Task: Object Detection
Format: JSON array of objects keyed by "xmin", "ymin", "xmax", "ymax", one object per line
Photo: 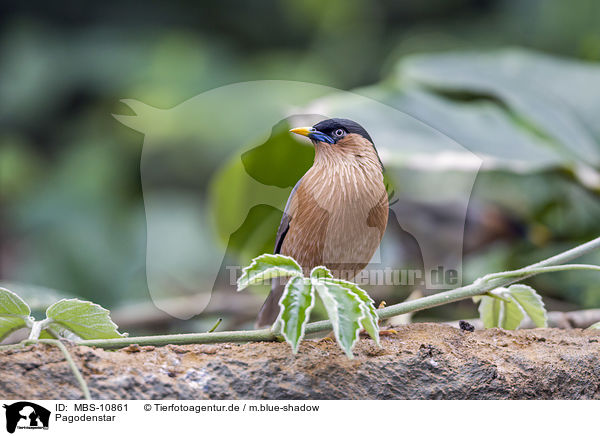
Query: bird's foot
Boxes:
[{"xmin": 378, "ymin": 329, "xmax": 398, "ymax": 336}]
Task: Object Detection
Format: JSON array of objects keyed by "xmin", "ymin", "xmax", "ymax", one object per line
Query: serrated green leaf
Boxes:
[
  {"xmin": 275, "ymin": 276, "xmax": 315, "ymax": 354},
  {"xmin": 0, "ymin": 287, "xmax": 31, "ymax": 341},
  {"xmin": 310, "ymin": 266, "xmax": 333, "ymax": 280},
  {"xmin": 508, "ymin": 284, "xmax": 548, "ymax": 327},
  {"xmin": 321, "ymin": 278, "xmax": 380, "ymax": 346},
  {"xmin": 237, "ymin": 254, "xmax": 302, "ymax": 291},
  {"xmin": 45, "ymin": 299, "xmax": 124, "ymax": 340},
  {"xmin": 313, "ymin": 281, "xmax": 366, "ymax": 358}
]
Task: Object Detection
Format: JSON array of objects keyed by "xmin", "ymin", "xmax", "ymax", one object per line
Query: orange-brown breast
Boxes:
[{"xmin": 280, "ymin": 133, "xmax": 388, "ymax": 279}]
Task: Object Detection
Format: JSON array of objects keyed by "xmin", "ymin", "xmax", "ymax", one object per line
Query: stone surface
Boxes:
[{"xmin": 1, "ymin": 324, "xmax": 599, "ymax": 399}]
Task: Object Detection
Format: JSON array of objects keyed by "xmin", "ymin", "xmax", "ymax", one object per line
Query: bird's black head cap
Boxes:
[{"xmin": 313, "ymin": 118, "xmax": 373, "ymax": 144}]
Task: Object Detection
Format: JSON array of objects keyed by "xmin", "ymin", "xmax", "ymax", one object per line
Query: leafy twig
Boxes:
[{"xmin": 75, "ymin": 237, "xmax": 600, "ymax": 349}]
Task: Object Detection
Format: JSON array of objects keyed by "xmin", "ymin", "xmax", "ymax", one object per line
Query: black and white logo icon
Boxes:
[{"xmin": 2, "ymin": 402, "xmax": 50, "ymax": 434}]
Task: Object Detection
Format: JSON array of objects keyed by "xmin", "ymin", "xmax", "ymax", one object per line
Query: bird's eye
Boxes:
[{"xmin": 334, "ymin": 129, "xmax": 345, "ymax": 137}]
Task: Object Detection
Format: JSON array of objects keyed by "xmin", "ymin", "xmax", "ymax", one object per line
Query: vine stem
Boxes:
[
  {"xmin": 18, "ymin": 339, "xmax": 92, "ymax": 400},
  {"xmin": 71, "ymin": 236, "xmax": 600, "ymax": 349},
  {"xmin": 27, "ymin": 318, "xmax": 54, "ymax": 341}
]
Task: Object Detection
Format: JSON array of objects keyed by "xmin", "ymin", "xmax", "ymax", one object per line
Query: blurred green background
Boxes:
[{"xmin": 1, "ymin": 0, "xmax": 599, "ymax": 334}]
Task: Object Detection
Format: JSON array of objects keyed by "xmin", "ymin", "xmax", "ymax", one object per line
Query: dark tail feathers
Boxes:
[{"xmin": 256, "ymin": 282, "xmax": 285, "ymax": 328}]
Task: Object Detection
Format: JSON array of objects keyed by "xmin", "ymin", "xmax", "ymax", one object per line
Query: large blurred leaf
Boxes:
[
  {"xmin": 394, "ymin": 50, "xmax": 600, "ymax": 188},
  {"xmin": 380, "ymin": 89, "xmax": 566, "ymax": 172},
  {"xmin": 399, "ymin": 50, "xmax": 600, "ymax": 154}
]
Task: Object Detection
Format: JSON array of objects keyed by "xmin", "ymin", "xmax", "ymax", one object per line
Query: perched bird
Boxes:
[{"xmin": 257, "ymin": 118, "xmax": 389, "ymax": 327}]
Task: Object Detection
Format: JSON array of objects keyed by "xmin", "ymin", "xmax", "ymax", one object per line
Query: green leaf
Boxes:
[
  {"xmin": 274, "ymin": 276, "xmax": 315, "ymax": 354},
  {"xmin": 310, "ymin": 266, "xmax": 333, "ymax": 280},
  {"xmin": 321, "ymin": 278, "xmax": 380, "ymax": 346},
  {"xmin": 0, "ymin": 287, "xmax": 31, "ymax": 341},
  {"xmin": 508, "ymin": 284, "xmax": 548, "ymax": 327},
  {"xmin": 478, "ymin": 293, "xmax": 502, "ymax": 328},
  {"xmin": 398, "ymin": 50, "xmax": 600, "ymax": 168},
  {"xmin": 237, "ymin": 254, "xmax": 302, "ymax": 291},
  {"xmin": 0, "ymin": 287, "xmax": 31, "ymax": 317},
  {"xmin": 39, "ymin": 324, "xmax": 83, "ymax": 341},
  {"xmin": 588, "ymin": 322, "xmax": 600, "ymax": 330},
  {"xmin": 500, "ymin": 296, "xmax": 525, "ymax": 330},
  {"xmin": 38, "ymin": 330, "xmax": 57, "ymax": 339},
  {"xmin": 385, "ymin": 89, "xmax": 564, "ymax": 172},
  {"xmin": 45, "ymin": 299, "xmax": 125, "ymax": 340},
  {"xmin": 313, "ymin": 280, "xmax": 368, "ymax": 358},
  {"xmin": 478, "ymin": 288, "xmax": 524, "ymax": 329},
  {"xmin": 477, "ymin": 285, "xmax": 547, "ymax": 330}
]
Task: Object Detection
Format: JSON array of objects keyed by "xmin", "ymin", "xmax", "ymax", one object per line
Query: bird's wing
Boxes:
[
  {"xmin": 258, "ymin": 177, "xmax": 303, "ymax": 327},
  {"xmin": 274, "ymin": 177, "xmax": 302, "ymax": 254}
]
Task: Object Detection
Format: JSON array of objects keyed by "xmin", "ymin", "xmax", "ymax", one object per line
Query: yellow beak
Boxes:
[{"xmin": 289, "ymin": 127, "xmax": 314, "ymax": 137}]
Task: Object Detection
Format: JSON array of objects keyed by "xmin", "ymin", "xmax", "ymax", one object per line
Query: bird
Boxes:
[{"xmin": 257, "ymin": 118, "xmax": 389, "ymax": 327}]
